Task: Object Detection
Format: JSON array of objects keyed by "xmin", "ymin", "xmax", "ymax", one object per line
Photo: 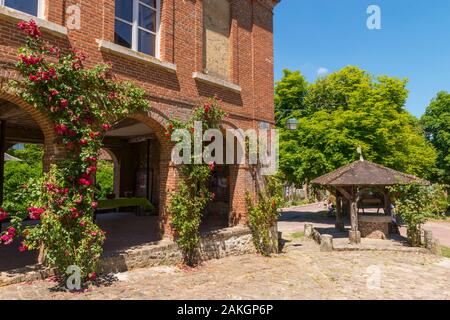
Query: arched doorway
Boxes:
[
  {"xmin": 95, "ymin": 114, "xmax": 170, "ymax": 252},
  {"xmin": 0, "ymin": 96, "xmax": 56, "ymax": 271},
  {"xmin": 201, "ymin": 121, "xmax": 252, "ymax": 232}
]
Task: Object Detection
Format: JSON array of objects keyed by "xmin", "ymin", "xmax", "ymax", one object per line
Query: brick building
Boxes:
[{"xmin": 0, "ymin": 0, "xmax": 278, "ymax": 240}]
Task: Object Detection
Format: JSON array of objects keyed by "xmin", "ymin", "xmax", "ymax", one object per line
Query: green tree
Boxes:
[
  {"xmin": 275, "ymin": 69, "xmax": 308, "ymax": 126},
  {"xmin": 421, "ymin": 91, "xmax": 450, "ymax": 186},
  {"xmin": 3, "ymin": 144, "xmax": 44, "ymax": 206},
  {"xmin": 7, "ymin": 144, "xmax": 44, "ymax": 165},
  {"xmin": 279, "ymin": 66, "xmax": 437, "ymax": 185},
  {"xmin": 95, "ymin": 160, "xmax": 114, "ymax": 198}
]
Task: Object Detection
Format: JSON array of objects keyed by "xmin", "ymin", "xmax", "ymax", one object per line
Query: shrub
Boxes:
[
  {"xmin": 95, "ymin": 160, "xmax": 114, "ymax": 198},
  {"xmin": 246, "ymin": 175, "xmax": 284, "ymax": 256},
  {"xmin": 389, "ymin": 183, "xmax": 448, "ymax": 246}
]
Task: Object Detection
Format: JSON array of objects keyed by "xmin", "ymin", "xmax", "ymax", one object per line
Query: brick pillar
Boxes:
[
  {"xmin": 43, "ymin": 144, "xmax": 64, "ymax": 171},
  {"xmin": 158, "ymin": 157, "xmax": 178, "ymax": 240},
  {"xmin": 228, "ymin": 165, "xmax": 252, "ymax": 226}
]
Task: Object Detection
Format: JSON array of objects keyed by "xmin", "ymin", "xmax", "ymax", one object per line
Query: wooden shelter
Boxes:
[{"xmin": 311, "ymin": 159, "xmax": 426, "ymax": 243}]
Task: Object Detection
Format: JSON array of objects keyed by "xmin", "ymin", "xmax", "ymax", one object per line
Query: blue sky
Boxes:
[{"xmin": 273, "ymin": 0, "xmax": 450, "ymax": 117}]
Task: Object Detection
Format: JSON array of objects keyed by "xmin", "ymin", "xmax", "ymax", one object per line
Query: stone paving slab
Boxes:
[{"xmin": 0, "ymin": 239, "xmax": 448, "ymax": 300}]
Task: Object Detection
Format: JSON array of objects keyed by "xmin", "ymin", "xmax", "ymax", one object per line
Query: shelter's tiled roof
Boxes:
[{"xmin": 311, "ymin": 160, "xmax": 427, "ymax": 186}]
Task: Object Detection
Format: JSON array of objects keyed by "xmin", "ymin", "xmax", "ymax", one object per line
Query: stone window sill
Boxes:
[
  {"xmin": 192, "ymin": 72, "xmax": 241, "ymax": 93},
  {"xmin": 96, "ymin": 39, "xmax": 177, "ymax": 73},
  {"xmin": 0, "ymin": 6, "xmax": 67, "ymax": 37}
]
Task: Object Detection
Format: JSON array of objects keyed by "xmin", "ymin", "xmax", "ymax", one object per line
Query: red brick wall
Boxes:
[{"xmin": 0, "ymin": 0, "xmax": 277, "ymax": 236}]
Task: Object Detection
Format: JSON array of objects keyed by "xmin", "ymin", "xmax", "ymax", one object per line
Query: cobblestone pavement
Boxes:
[{"xmin": 0, "ymin": 238, "xmax": 448, "ymax": 300}]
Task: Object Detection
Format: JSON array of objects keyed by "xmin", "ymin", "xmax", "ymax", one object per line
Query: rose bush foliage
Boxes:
[
  {"xmin": 0, "ymin": 20, "xmax": 148, "ymax": 281},
  {"xmin": 167, "ymin": 99, "xmax": 227, "ymax": 266}
]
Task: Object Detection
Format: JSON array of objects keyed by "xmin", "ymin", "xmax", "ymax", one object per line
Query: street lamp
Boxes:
[{"xmin": 286, "ymin": 118, "xmax": 299, "ymax": 130}]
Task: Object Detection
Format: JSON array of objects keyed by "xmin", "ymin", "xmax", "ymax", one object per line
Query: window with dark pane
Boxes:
[
  {"xmin": 138, "ymin": 30, "xmax": 155, "ymax": 56},
  {"xmin": 114, "ymin": 19, "xmax": 133, "ymax": 49},
  {"xmin": 4, "ymin": 0, "xmax": 38, "ymax": 16},
  {"xmin": 115, "ymin": 0, "xmax": 133, "ymax": 22},
  {"xmin": 114, "ymin": 0, "xmax": 159, "ymax": 56}
]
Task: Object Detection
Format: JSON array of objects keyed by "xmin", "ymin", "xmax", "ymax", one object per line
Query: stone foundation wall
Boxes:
[
  {"xmin": 99, "ymin": 226, "xmax": 255, "ymax": 274},
  {"xmin": 0, "ymin": 226, "xmax": 255, "ymax": 287},
  {"xmin": 359, "ymin": 221, "xmax": 389, "ymax": 239}
]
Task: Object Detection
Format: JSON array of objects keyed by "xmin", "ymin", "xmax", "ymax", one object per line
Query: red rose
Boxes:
[
  {"xmin": 102, "ymin": 124, "xmax": 111, "ymax": 131},
  {"xmin": 87, "ymin": 165, "xmax": 97, "ymax": 174},
  {"xmin": 60, "ymin": 99, "xmax": 68, "ymax": 108},
  {"xmin": 18, "ymin": 243, "xmax": 28, "ymax": 252},
  {"xmin": 55, "ymin": 124, "xmax": 68, "ymax": 135},
  {"xmin": 28, "ymin": 207, "xmax": 45, "ymax": 220},
  {"xmin": 84, "ymin": 156, "xmax": 97, "ymax": 163},
  {"xmin": 48, "ymin": 68, "xmax": 57, "ymax": 78},
  {"xmin": 89, "ymin": 131, "xmax": 100, "ymax": 138},
  {"xmin": 1, "ymin": 234, "xmax": 13, "ymax": 245},
  {"xmin": 18, "ymin": 20, "xmax": 41, "ymax": 38},
  {"xmin": 0, "ymin": 209, "xmax": 9, "ymax": 221},
  {"xmin": 88, "ymin": 272, "xmax": 97, "ymax": 281},
  {"xmin": 78, "ymin": 178, "xmax": 92, "ymax": 186}
]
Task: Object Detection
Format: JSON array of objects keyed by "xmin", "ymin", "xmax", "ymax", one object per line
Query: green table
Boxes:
[{"xmin": 97, "ymin": 198, "xmax": 155, "ymax": 213}]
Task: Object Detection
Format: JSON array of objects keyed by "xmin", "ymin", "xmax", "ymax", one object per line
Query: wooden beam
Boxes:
[
  {"xmin": 4, "ymin": 125, "xmax": 44, "ymax": 144},
  {"xmin": 335, "ymin": 192, "xmax": 345, "ymax": 231},
  {"xmin": 336, "ymin": 186, "xmax": 351, "ymax": 201}
]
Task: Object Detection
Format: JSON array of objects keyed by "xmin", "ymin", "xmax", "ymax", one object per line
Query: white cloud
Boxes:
[{"xmin": 317, "ymin": 67, "xmax": 329, "ymax": 77}]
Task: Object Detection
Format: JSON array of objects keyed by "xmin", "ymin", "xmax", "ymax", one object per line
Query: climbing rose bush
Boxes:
[
  {"xmin": 167, "ymin": 99, "xmax": 227, "ymax": 266},
  {"xmin": 246, "ymin": 175, "xmax": 284, "ymax": 256},
  {"xmin": 0, "ymin": 20, "xmax": 148, "ymax": 281}
]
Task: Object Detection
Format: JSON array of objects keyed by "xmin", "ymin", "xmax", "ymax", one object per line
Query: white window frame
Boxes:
[
  {"xmin": 115, "ymin": 0, "xmax": 161, "ymax": 59},
  {"xmin": 0, "ymin": 0, "xmax": 45, "ymax": 19}
]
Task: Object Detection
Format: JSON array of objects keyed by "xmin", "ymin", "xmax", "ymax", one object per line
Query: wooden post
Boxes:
[
  {"xmin": 0, "ymin": 120, "xmax": 5, "ymax": 206},
  {"xmin": 384, "ymin": 189, "xmax": 391, "ymax": 216},
  {"xmin": 146, "ymin": 139, "xmax": 151, "ymax": 201},
  {"xmin": 335, "ymin": 192, "xmax": 345, "ymax": 231},
  {"xmin": 349, "ymin": 186, "xmax": 361, "ymax": 244}
]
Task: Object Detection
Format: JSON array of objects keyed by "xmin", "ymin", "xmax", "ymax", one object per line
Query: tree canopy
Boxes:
[
  {"xmin": 421, "ymin": 91, "xmax": 450, "ymax": 186},
  {"xmin": 278, "ymin": 66, "xmax": 437, "ymax": 185},
  {"xmin": 275, "ymin": 69, "xmax": 308, "ymax": 126}
]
